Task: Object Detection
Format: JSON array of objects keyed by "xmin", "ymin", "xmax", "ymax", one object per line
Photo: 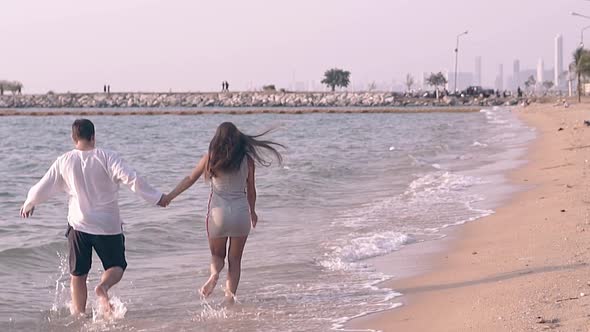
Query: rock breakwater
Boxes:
[{"xmin": 0, "ymin": 92, "xmax": 515, "ymax": 109}]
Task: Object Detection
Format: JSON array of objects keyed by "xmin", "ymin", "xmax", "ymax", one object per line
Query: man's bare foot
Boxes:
[
  {"xmin": 71, "ymin": 310, "xmax": 87, "ymax": 318},
  {"xmin": 95, "ymin": 284, "xmax": 113, "ymax": 318},
  {"xmin": 70, "ymin": 303, "xmax": 85, "ymax": 317},
  {"xmin": 199, "ymin": 274, "xmax": 219, "ymax": 297}
]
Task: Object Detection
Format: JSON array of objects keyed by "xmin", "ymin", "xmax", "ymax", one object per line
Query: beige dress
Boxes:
[{"xmin": 206, "ymin": 157, "xmax": 251, "ymax": 238}]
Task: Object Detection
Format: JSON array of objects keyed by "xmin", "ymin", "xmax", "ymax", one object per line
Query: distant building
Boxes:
[
  {"xmin": 512, "ymin": 59, "xmax": 520, "ymax": 90},
  {"xmin": 475, "ymin": 56, "xmax": 482, "ymax": 86},
  {"xmin": 506, "ymin": 75, "xmax": 514, "ymax": 90},
  {"xmin": 537, "ymin": 59, "xmax": 544, "ymax": 86},
  {"xmin": 495, "ymin": 64, "xmax": 504, "ymax": 91},
  {"xmin": 447, "ymin": 71, "xmax": 474, "ymax": 91},
  {"xmin": 444, "ymin": 69, "xmax": 450, "ymax": 90},
  {"xmin": 555, "ymin": 34, "xmax": 564, "ymax": 88}
]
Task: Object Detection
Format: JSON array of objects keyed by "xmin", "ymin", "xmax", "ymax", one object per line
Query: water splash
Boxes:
[
  {"xmin": 193, "ymin": 299, "xmax": 229, "ymax": 322},
  {"xmin": 91, "ymin": 296, "xmax": 127, "ymax": 323},
  {"xmin": 50, "ymin": 251, "xmax": 71, "ymax": 316}
]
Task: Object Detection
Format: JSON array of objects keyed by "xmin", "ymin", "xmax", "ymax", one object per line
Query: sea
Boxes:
[{"xmin": 0, "ymin": 107, "xmax": 534, "ymax": 331}]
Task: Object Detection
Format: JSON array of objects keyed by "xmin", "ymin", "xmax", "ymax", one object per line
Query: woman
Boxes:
[{"xmin": 162, "ymin": 122, "xmax": 283, "ymax": 303}]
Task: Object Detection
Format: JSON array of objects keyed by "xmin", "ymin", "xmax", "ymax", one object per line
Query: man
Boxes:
[{"xmin": 20, "ymin": 119, "xmax": 165, "ymax": 317}]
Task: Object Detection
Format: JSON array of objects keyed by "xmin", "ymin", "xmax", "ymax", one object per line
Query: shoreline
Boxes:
[
  {"xmin": 0, "ymin": 106, "xmax": 482, "ymax": 116},
  {"xmin": 348, "ymin": 102, "xmax": 590, "ymax": 331}
]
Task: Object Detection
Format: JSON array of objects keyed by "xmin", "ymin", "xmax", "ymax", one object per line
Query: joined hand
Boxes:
[
  {"xmin": 20, "ymin": 206, "xmax": 35, "ymax": 218},
  {"xmin": 157, "ymin": 194, "xmax": 172, "ymax": 207}
]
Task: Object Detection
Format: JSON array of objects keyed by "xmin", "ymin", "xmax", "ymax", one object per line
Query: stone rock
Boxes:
[{"xmin": 442, "ymin": 96, "xmax": 457, "ymax": 106}]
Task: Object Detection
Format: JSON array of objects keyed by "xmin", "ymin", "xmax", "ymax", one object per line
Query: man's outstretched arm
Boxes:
[
  {"xmin": 109, "ymin": 154, "xmax": 164, "ymax": 205},
  {"xmin": 21, "ymin": 160, "xmax": 64, "ymax": 218}
]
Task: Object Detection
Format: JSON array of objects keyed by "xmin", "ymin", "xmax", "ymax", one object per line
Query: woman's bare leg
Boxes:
[
  {"xmin": 200, "ymin": 237, "xmax": 227, "ymax": 297},
  {"xmin": 225, "ymin": 236, "xmax": 248, "ymax": 304}
]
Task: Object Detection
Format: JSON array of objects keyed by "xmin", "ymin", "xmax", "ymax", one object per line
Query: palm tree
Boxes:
[{"xmin": 572, "ymin": 47, "xmax": 590, "ymax": 102}]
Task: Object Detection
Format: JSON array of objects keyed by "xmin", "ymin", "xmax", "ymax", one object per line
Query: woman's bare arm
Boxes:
[
  {"xmin": 246, "ymin": 156, "xmax": 257, "ymax": 227},
  {"xmin": 164, "ymin": 154, "xmax": 208, "ymax": 205}
]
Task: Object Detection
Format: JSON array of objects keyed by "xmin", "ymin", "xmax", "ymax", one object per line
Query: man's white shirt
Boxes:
[{"xmin": 23, "ymin": 148, "xmax": 162, "ymax": 235}]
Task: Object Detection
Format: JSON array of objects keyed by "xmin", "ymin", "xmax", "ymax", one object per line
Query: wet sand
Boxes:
[{"xmin": 350, "ymin": 102, "xmax": 590, "ymax": 331}]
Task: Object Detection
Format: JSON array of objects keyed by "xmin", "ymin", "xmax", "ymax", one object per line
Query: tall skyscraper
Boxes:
[
  {"xmin": 475, "ymin": 56, "xmax": 482, "ymax": 86},
  {"xmin": 513, "ymin": 59, "xmax": 520, "ymax": 89},
  {"xmin": 537, "ymin": 59, "xmax": 544, "ymax": 85},
  {"xmin": 495, "ymin": 64, "xmax": 504, "ymax": 91},
  {"xmin": 555, "ymin": 34, "xmax": 563, "ymax": 87}
]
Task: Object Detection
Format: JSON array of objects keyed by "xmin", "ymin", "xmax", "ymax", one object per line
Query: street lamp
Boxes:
[
  {"xmin": 580, "ymin": 25, "xmax": 590, "ymax": 47},
  {"xmin": 572, "ymin": 12, "xmax": 590, "ymax": 47},
  {"xmin": 572, "ymin": 11, "xmax": 590, "ymax": 19},
  {"xmin": 454, "ymin": 30, "xmax": 468, "ymax": 93},
  {"xmin": 572, "ymin": 12, "xmax": 590, "ymax": 98}
]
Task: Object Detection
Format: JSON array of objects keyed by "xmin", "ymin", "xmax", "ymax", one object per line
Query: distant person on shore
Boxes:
[
  {"xmin": 225, "ymin": 81, "xmax": 229, "ymax": 92},
  {"xmin": 104, "ymin": 85, "xmax": 107, "ymax": 93},
  {"xmin": 517, "ymin": 86, "xmax": 523, "ymax": 98},
  {"xmin": 160, "ymin": 122, "xmax": 283, "ymax": 304},
  {"xmin": 107, "ymin": 85, "xmax": 111, "ymax": 94},
  {"xmin": 20, "ymin": 119, "xmax": 165, "ymax": 318}
]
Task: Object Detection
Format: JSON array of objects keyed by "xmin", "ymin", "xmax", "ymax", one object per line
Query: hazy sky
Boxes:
[{"xmin": 0, "ymin": 0, "xmax": 585, "ymax": 93}]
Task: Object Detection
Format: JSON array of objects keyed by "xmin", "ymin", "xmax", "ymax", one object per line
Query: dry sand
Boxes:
[{"xmin": 350, "ymin": 102, "xmax": 590, "ymax": 331}]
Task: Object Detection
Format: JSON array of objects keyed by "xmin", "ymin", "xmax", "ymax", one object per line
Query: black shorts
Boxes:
[{"xmin": 66, "ymin": 225, "xmax": 128, "ymax": 276}]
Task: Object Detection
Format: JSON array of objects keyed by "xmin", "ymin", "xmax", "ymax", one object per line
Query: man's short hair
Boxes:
[{"xmin": 72, "ymin": 119, "xmax": 95, "ymax": 142}]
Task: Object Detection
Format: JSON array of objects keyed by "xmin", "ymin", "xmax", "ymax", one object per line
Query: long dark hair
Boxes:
[{"xmin": 206, "ymin": 122, "xmax": 284, "ymax": 178}]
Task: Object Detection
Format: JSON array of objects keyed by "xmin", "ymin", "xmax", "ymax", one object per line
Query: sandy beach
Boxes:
[{"xmin": 350, "ymin": 102, "xmax": 590, "ymax": 331}]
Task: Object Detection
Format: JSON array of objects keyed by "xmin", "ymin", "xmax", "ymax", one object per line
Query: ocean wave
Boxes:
[
  {"xmin": 472, "ymin": 141, "xmax": 488, "ymax": 147},
  {"xmin": 323, "ymin": 170, "xmax": 492, "ymax": 274},
  {"xmin": 318, "ymin": 232, "xmax": 414, "ymax": 272},
  {"xmin": 405, "ymin": 171, "xmax": 485, "ymax": 197},
  {"xmin": 0, "ymin": 240, "xmax": 65, "ymax": 259},
  {"xmin": 481, "ymin": 108, "xmax": 509, "ymax": 125}
]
